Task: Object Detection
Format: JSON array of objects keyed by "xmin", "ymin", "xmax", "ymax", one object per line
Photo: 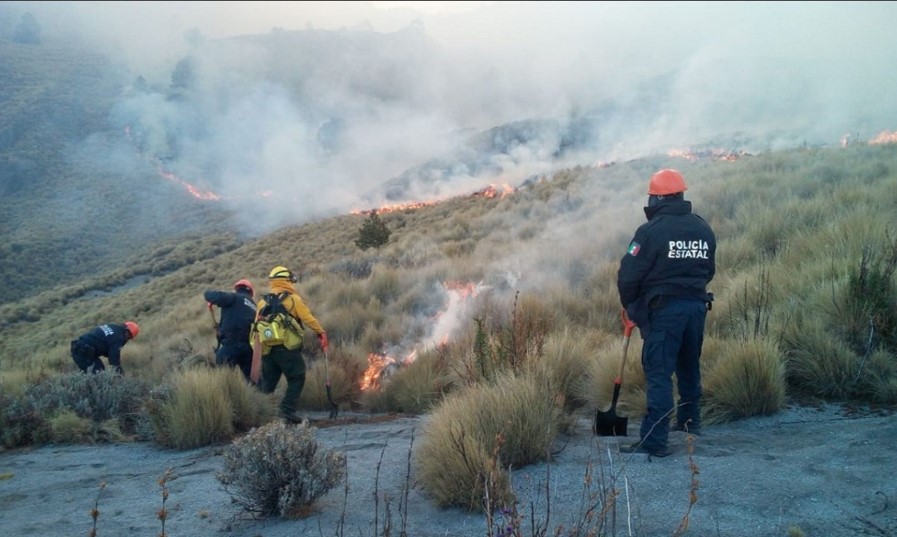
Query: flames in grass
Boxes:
[
  {"xmin": 869, "ymin": 130, "xmax": 897, "ymax": 145},
  {"xmin": 131, "ymin": 121, "xmax": 897, "ymax": 205},
  {"xmin": 359, "ymin": 280, "xmax": 483, "ymax": 392},
  {"xmin": 351, "ymin": 183, "xmax": 515, "ymax": 217}
]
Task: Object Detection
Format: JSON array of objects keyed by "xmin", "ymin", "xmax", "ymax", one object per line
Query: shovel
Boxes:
[
  {"xmin": 593, "ymin": 309, "xmax": 637, "ymax": 436},
  {"xmin": 323, "ymin": 349, "xmax": 339, "ymax": 419}
]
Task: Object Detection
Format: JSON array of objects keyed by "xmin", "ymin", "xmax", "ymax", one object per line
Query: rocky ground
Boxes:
[{"xmin": 1, "ymin": 403, "xmax": 895, "ymax": 537}]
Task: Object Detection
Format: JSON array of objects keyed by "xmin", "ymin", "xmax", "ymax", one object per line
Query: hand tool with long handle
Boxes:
[
  {"xmin": 593, "ymin": 309, "xmax": 637, "ymax": 436},
  {"xmin": 323, "ymin": 349, "xmax": 339, "ymax": 419}
]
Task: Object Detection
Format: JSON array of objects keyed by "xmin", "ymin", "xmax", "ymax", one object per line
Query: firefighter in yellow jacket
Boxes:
[{"xmin": 251, "ymin": 265, "xmax": 328, "ymax": 423}]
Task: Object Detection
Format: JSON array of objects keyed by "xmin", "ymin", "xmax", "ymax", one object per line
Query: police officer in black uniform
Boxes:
[
  {"xmin": 205, "ymin": 279, "xmax": 258, "ymax": 382},
  {"xmin": 71, "ymin": 321, "xmax": 140, "ymax": 374},
  {"xmin": 617, "ymin": 169, "xmax": 716, "ymax": 457}
]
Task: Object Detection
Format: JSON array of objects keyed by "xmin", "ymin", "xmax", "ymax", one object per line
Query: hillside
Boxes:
[
  {"xmin": 0, "ymin": 34, "xmax": 235, "ymax": 304},
  {"xmin": 2, "ymin": 141, "xmax": 896, "ymax": 415},
  {"xmin": 1, "ymin": 5, "xmax": 896, "ymax": 423}
]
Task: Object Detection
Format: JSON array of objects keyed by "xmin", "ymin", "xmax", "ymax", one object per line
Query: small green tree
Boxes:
[{"xmin": 355, "ymin": 210, "xmax": 391, "ymax": 250}]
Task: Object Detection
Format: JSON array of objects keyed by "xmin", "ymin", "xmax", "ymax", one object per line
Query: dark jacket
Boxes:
[
  {"xmin": 204, "ymin": 288, "xmax": 258, "ymax": 346},
  {"xmin": 617, "ymin": 198, "xmax": 716, "ymax": 325},
  {"xmin": 75, "ymin": 323, "xmax": 131, "ymax": 368}
]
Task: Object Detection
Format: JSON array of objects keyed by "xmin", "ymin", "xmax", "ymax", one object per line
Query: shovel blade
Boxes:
[
  {"xmin": 593, "ymin": 409, "xmax": 628, "ymax": 437},
  {"xmin": 593, "ymin": 380, "xmax": 628, "ymax": 436}
]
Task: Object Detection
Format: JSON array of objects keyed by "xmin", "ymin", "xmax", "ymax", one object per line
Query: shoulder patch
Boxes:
[{"xmin": 627, "ymin": 241, "xmax": 641, "ymax": 256}]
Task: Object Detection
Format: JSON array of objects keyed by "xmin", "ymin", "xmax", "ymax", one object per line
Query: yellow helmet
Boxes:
[{"xmin": 268, "ymin": 266, "xmax": 296, "ymax": 282}]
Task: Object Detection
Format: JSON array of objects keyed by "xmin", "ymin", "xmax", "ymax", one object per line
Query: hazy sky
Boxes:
[{"xmin": 12, "ymin": 1, "xmax": 897, "ymax": 233}]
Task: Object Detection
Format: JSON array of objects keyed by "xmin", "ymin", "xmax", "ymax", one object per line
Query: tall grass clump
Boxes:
[
  {"xmin": 414, "ymin": 369, "xmax": 562, "ymax": 512},
  {"xmin": 780, "ymin": 315, "xmax": 860, "ymax": 400},
  {"xmin": 217, "ymin": 420, "xmax": 346, "ymax": 519},
  {"xmin": 146, "ymin": 367, "xmax": 275, "ymax": 449},
  {"xmin": 840, "ymin": 239, "xmax": 897, "ymax": 352},
  {"xmin": 534, "ymin": 326, "xmax": 610, "ymax": 414},
  {"xmin": 701, "ymin": 337, "xmax": 786, "ymax": 424}
]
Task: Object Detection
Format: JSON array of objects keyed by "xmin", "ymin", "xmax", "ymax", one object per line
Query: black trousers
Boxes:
[
  {"xmin": 215, "ymin": 342, "xmax": 254, "ymax": 382},
  {"xmin": 71, "ymin": 340, "xmax": 104, "ymax": 373}
]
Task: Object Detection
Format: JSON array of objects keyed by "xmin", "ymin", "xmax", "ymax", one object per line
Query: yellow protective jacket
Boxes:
[{"xmin": 255, "ymin": 279, "xmax": 325, "ymax": 335}]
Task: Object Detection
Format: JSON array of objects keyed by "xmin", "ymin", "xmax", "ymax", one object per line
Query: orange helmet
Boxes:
[
  {"xmin": 647, "ymin": 169, "xmax": 687, "ymax": 195},
  {"xmin": 124, "ymin": 321, "xmax": 140, "ymax": 339},
  {"xmin": 234, "ymin": 279, "xmax": 254, "ymax": 297}
]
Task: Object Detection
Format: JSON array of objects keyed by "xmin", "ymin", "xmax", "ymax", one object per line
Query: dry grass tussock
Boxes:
[
  {"xmin": 145, "ymin": 367, "xmax": 277, "ymax": 450},
  {"xmin": 414, "ymin": 369, "xmax": 563, "ymax": 511}
]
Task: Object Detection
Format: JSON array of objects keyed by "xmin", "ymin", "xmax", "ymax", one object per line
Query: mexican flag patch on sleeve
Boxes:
[{"xmin": 627, "ymin": 241, "xmax": 641, "ymax": 256}]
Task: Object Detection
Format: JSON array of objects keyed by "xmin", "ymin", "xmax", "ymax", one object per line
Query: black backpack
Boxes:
[{"xmin": 255, "ymin": 292, "xmax": 304, "ymax": 349}]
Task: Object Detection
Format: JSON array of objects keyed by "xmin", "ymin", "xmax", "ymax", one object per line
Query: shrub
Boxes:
[
  {"xmin": 217, "ymin": 420, "xmax": 346, "ymax": 519},
  {"xmin": 414, "ymin": 370, "xmax": 561, "ymax": 512},
  {"xmin": 0, "ymin": 371, "xmax": 151, "ymax": 447}
]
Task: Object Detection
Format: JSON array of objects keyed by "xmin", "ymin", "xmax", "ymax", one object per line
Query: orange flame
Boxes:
[
  {"xmin": 358, "ymin": 280, "xmax": 482, "ymax": 392},
  {"xmin": 473, "ymin": 183, "xmax": 515, "ymax": 199},
  {"xmin": 869, "ymin": 130, "xmax": 897, "ymax": 145},
  {"xmin": 359, "ymin": 350, "xmax": 416, "ymax": 392},
  {"xmin": 156, "ymin": 165, "xmax": 222, "ymax": 201},
  {"xmin": 667, "ymin": 148, "xmax": 745, "ymax": 162},
  {"xmin": 352, "ymin": 200, "xmax": 439, "ymax": 216},
  {"xmin": 352, "ymin": 183, "xmax": 516, "ymax": 216},
  {"xmin": 125, "ymin": 126, "xmax": 224, "ymax": 201}
]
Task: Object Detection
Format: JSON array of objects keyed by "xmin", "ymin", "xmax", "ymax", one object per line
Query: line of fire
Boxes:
[{"xmin": 127, "ymin": 126, "xmax": 896, "ymax": 392}]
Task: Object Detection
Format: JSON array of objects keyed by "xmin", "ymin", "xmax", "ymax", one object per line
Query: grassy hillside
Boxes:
[
  {"xmin": 2, "ymin": 142, "xmax": 896, "ymax": 414},
  {"xmin": 0, "ymin": 35, "xmax": 234, "ymax": 305}
]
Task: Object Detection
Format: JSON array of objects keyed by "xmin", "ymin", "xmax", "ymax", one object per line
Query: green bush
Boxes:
[
  {"xmin": 217, "ymin": 420, "xmax": 346, "ymax": 518},
  {"xmin": 0, "ymin": 371, "xmax": 151, "ymax": 447}
]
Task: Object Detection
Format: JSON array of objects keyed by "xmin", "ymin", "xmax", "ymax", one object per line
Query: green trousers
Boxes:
[{"xmin": 259, "ymin": 344, "xmax": 306, "ymax": 415}]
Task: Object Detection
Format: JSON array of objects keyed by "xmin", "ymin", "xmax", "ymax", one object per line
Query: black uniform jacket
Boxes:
[
  {"xmin": 204, "ymin": 289, "xmax": 258, "ymax": 346},
  {"xmin": 76, "ymin": 323, "xmax": 131, "ymax": 368},
  {"xmin": 617, "ymin": 198, "xmax": 716, "ymax": 325}
]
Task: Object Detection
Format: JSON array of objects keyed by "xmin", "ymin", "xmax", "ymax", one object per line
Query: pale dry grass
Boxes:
[
  {"xmin": 147, "ymin": 368, "xmax": 275, "ymax": 449},
  {"xmin": 701, "ymin": 337, "xmax": 786, "ymax": 424},
  {"xmin": 578, "ymin": 333, "xmax": 646, "ymax": 420},
  {"xmin": 780, "ymin": 314, "xmax": 860, "ymax": 400},
  {"xmin": 533, "ymin": 326, "xmax": 610, "ymax": 415},
  {"xmin": 361, "ymin": 345, "xmax": 456, "ymax": 414},
  {"xmin": 415, "ymin": 369, "xmax": 562, "ymax": 511},
  {"xmin": 299, "ymin": 342, "xmax": 369, "ymax": 411}
]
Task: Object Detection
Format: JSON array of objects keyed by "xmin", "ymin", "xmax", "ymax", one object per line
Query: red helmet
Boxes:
[
  {"xmin": 234, "ymin": 279, "xmax": 254, "ymax": 297},
  {"xmin": 647, "ymin": 169, "xmax": 688, "ymax": 195},
  {"xmin": 124, "ymin": 321, "xmax": 140, "ymax": 339}
]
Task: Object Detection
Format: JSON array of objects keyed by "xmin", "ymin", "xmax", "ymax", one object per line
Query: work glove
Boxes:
[{"xmin": 317, "ymin": 331, "xmax": 329, "ymax": 352}]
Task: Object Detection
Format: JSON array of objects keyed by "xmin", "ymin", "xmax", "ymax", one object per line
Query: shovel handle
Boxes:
[{"xmin": 621, "ymin": 308, "xmax": 636, "ymax": 337}]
